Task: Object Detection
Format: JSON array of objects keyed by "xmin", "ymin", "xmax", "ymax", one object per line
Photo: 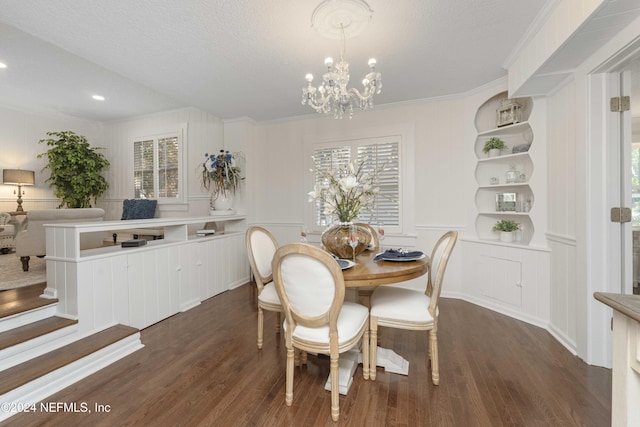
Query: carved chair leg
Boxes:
[
  {"xmin": 285, "ymin": 346, "xmax": 294, "ymax": 406},
  {"xmin": 362, "ymin": 329, "xmax": 370, "ymax": 380},
  {"xmin": 330, "ymin": 355, "xmax": 340, "ymax": 421},
  {"xmin": 370, "ymin": 317, "xmax": 378, "ymax": 381},
  {"xmin": 257, "ymin": 307, "xmax": 264, "ymax": 349},
  {"xmin": 20, "ymin": 256, "xmax": 30, "ymax": 272},
  {"xmin": 430, "ymin": 329, "xmax": 439, "ymax": 385}
]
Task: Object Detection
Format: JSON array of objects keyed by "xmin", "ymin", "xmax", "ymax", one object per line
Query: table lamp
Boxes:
[{"xmin": 3, "ymin": 169, "xmax": 35, "ymax": 212}]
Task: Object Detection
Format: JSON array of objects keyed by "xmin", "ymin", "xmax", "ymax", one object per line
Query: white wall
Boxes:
[
  {"xmin": 546, "ymin": 81, "xmax": 579, "ymax": 352},
  {"xmin": 0, "ymin": 107, "xmax": 102, "ymax": 212},
  {"xmin": 100, "ymin": 107, "xmax": 225, "ymax": 220}
]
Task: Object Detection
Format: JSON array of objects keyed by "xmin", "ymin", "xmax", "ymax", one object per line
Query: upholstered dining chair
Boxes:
[
  {"xmin": 272, "ymin": 243, "xmax": 370, "ymax": 422},
  {"xmin": 369, "ymin": 230, "xmax": 458, "ymax": 384},
  {"xmin": 245, "ymin": 226, "xmax": 283, "ymax": 349},
  {"xmin": 355, "ymin": 222, "xmax": 379, "ymax": 251},
  {"xmin": 354, "ymin": 222, "xmax": 380, "ymax": 307}
]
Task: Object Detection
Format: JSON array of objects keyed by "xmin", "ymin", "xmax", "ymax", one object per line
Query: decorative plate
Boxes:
[
  {"xmin": 336, "ymin": 259, "xmax": 355, "ymax": 270},
  {"xmin": 377, "ymin": 253, "xmax": 426, "ymax": 262}
]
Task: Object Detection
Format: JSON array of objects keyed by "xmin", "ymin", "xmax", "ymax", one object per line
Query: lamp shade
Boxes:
[{"xmin": 3, "ymin": 169, "xmax": 35, "ymax": 186}]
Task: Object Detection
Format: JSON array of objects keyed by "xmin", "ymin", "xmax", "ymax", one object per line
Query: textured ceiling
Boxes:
[{"xmin": 0, "ymin": 0, "xmax": 547, "ymax": 122}]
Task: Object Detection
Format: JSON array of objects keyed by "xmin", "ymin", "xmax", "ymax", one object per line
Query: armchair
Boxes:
[
  {"xmin": 15, "ymin": 208, "xmax": 105, "ymax": 271},
  {"xmin": 0, "ymin": 212, "xmax": 15, "ymax": 254}
]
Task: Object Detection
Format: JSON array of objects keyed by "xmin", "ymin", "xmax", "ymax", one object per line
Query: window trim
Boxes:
[
  {"xmin": 132, "ymin": 123, "xmax": 188, "ymax": 207},
  {"xmin": 304, "ymin": 125, "xmax": 415, "ymax": 235}
]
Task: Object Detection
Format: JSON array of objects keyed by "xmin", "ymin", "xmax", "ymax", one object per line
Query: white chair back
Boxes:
[
  {"xmin": 245, "ymin": 226, "xmax": 279, "ymax": 293},
  {"xmin": 426, "ymin": 231, "xmax": 458, "ymax": 314},
  {"xmin": 273, "ymin": 244, "xmax": 345, "ymax": 330},
  {"xmin": 355, "ymin": 223, "xmax": 379, "ymax": 251}
]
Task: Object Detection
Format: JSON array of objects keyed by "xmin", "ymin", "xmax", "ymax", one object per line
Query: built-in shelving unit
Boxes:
[
  {"xmin": 474, "ymin": 92, "xmax": 534, "ymax": 244},
  {"xmin": 43, "ymin": 215, "xmax": 249, "ymax": 332},
  {"xmin": 460, "ymin": 87, "xmax": 549, "ymax": 328}
]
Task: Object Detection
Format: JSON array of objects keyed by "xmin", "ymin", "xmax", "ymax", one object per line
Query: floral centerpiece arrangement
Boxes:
[
  {"xmin": 307, "ymin": 157, "xmax": 385, "ymax": 257},
  {"xmin": 201, "ymin": 150, "xmax": 244, "ymax": 211},
  {"xmin": 308, "ymin": 158, "xmax": 381, "ymax": 223}
]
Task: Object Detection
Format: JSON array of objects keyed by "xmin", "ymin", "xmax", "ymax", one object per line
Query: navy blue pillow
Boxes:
[{"xmin": 121, "ymin": 199, "xmax": 157, "ymax": 220}]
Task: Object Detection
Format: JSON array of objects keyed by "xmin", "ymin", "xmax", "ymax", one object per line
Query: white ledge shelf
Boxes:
[
  {"xmin": 44, "ymin": 215, "xmax": 247, "ymax": 233},
  {"xmin": 477, "ymin": 121, "xmax": 530, "ymax": 137},
  {"xmin": 477, "ymin": 211, "xmax": 530, "ymax": 216},
  {"xmin": 44, "ymin": 215, "xmax": 247, "ymax": 262},
  {"xmin": 460, "ymin": 236, "xmax": 550, "ymax": 252},
  {"xmin": 478, "ymin": 183, "xmax": 530, "ymax": 189},
  {"xmin": 477, "ymin": 152, "xmax": 529, "ymax": 163}
]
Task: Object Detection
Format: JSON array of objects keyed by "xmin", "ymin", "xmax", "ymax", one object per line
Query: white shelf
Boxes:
[
  {"xmin": 477, "ymin": 152, "xmax": 530, "ymax": 163},
  {"xmin": 477, "ymin": 211, "xmax": 530, "ymax": 216},
  {"xmin": 460, "ymin": 236, "xmax": 551, "ymax": 252},
  {"xmin": 478, "ymin": 183, "xmax": 529, "ymax": 189},
  {"xmin": 478, "ymin": 121, "xmax": 531, "ymax": 137}
]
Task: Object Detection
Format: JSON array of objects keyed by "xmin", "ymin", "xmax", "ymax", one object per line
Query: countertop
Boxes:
[{"xmin": 594, "ymin": 292, "xmax": 640, "ymax": 323}]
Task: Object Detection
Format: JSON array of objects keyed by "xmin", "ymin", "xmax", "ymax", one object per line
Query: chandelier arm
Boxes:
[
  {"xmin": 305, "ymin": 92, "xmax": 333, "ymax": 113},
  {"xmin": 347, "ymin": 87, "xmax": 375, "ymax": 102}
]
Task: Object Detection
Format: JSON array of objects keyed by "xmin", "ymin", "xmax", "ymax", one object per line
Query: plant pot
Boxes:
[
  {"xmin": 321, "ymin": 222, "xmax": 372, "ymax": 259},
  {"xmin": 488, "ymin": 148, "xmax": 501, "ymax": 158},
  {"xmin": 499, "ymin": 231, "xmax": 514, "ymax": 243},
  {"xmin": 209, "ymin": 193, "xmax": 235, "ymax": 216}
]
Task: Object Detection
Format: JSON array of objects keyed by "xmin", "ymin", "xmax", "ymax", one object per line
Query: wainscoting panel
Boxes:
[{"xmin": 461, "ymin": 238, "xmax": 551, "ymax": 328}]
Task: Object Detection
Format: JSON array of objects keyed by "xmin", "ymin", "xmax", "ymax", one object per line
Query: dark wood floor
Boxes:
[{"xmin": 4, "ymin": 284, "xmax": 611, "ymax": 426}]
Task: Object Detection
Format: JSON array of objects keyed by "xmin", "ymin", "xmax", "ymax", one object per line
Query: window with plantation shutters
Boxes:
[
  {"xmin": 312, "ymin": 145, "xmax": 351, "ymax": 227},
  {"xmin": 356, "ymin": 141, "xmax": 400, "ymax": 227},
  {"xmin": 132, "ymin": 127, "xmax": 185, "ymax": 203},
  {"xmin": 311, "ymin": 136, "xmax": 401, "ymax": 231}
]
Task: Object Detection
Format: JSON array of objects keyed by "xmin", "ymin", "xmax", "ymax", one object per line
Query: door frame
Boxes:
[{"xmin": 584, "ymin": 40, "xmax": 640, "ymax": 367}]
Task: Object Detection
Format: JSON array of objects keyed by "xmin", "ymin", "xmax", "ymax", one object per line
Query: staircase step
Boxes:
[
  {"xmin": 0, "ymin": 324, "xmax": 139, "ymax": 396},
  {"xmin": 0, "ymin": 283, "xmax": 54, "ymax": 319},
  {"xmin": 0, "ymin": 316, "xmax": 78, "ymax": 351}
]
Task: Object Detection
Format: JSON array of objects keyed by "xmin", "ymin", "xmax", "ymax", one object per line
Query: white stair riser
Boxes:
[
  {"xmin": 0, "ymin": 325, "xmax": 79, "ymax": 370},
  {"xmin": 0, "ymin": 304, "xmax": 58, "ymax": 333},
  {"xmin": 0, "ymin": 333, "xmax": 143, "ymax": 423}
]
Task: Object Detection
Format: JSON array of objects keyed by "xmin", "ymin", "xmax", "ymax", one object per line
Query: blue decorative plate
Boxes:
[{"xmin": 336, "ymin": 259, "xmax": 355, "ymax": 270}]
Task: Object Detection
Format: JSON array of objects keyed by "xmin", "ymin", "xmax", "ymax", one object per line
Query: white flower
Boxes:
[
  {"xmin": 308, "ymin": 157, "xmax": 387, "ymax": 222},
  {"xmin": 339, "ymin": 175, "xmax": 358, "ymax": 190}
]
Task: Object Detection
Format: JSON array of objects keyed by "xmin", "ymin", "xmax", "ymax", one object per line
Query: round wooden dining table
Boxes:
[{"xmin": 341, "ymin": 249, "xmax": 430, "ymax": 287}]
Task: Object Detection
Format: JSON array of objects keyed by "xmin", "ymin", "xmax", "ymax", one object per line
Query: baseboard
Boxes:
[
  {"xmin": 442, "ymin": 291, "xmax": 581, "ymax": 359},
  {"xmin": 180, "ymin": 298, "xmax": 200, "ymax": 312}
]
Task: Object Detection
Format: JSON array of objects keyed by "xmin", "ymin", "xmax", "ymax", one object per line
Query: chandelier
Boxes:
[{"xmin": 301, "ymin": 0, "xmax": 382, "ymax": 119}]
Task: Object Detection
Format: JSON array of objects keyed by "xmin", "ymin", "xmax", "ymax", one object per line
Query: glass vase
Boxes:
[{"xmin": 321, "ymin": 222, "xmax": 372, "ymax": 259}]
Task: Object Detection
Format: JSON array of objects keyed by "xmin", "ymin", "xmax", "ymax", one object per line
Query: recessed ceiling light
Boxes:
[
  {"xmin": 0, "ymin": 62, "xmax": 7, "ymax": 69},
  {"xmin": 92, "ymin": 94, "xmax": 105, "ymax": 101}
]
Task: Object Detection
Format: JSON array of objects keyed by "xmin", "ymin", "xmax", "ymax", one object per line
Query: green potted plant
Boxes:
[
  {"xmin": 492, "ymin": 219, "xmax": 520, "ymax": 242},
  {"xmin": 482, "ymin": 137, "xmax": 506, "ymax": 157},
  {"xmin": 38, "ymin": 131, "xmax": 110, "ymax": 208}
]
